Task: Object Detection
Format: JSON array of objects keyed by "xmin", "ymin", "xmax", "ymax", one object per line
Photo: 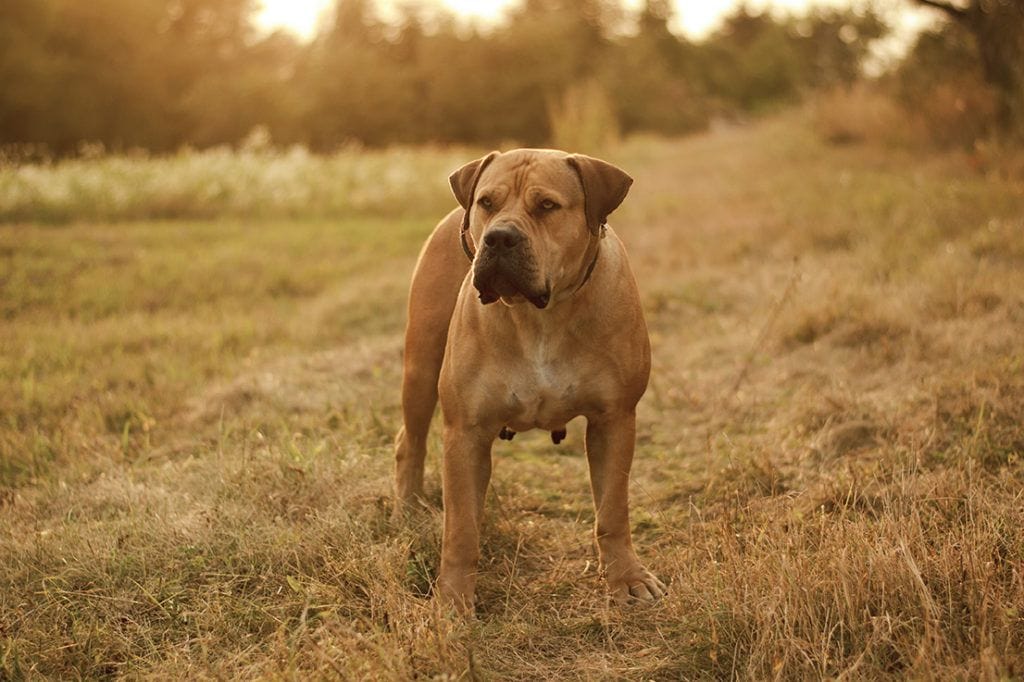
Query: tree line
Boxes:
[{"xmin": 0, "ymin": 0, "xmax": 1019, "ymax": 155}]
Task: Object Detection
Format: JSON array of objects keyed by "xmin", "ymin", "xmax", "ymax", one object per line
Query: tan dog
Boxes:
[{"xmin": 393, "ymin": 149, "xmax": 665, "ymax": 611}]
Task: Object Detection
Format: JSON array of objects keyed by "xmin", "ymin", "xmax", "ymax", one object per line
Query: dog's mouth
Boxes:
[{"xmin": 473, "ymin": 259, "xmax": 550, "ymax": 309}]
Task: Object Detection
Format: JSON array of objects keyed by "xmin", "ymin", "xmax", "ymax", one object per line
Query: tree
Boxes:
[
  {"xmin": 699, "ymin": 6, "xmax": 805, "ymax": 110},
  {"xmin": 0, "ymin": 0, "xmax": 62, "ymax": 150},
  {"xmin": 792, "ymin": 7, "xmax": 887, "ymax": 87},
  {"xmin": 605, "ymin": 0, "xmax": 707, "ymax": 135},
  {"xmin": 0, "ymin": 0, "xmax": 177, "ymax": 152},
  {"xmin": 161, "ymin": 0, "xmax": 265, "ymax": 146},
  {"xmin": 912, "ymin": 0, "xmax": 1024, "ymax": 135}
]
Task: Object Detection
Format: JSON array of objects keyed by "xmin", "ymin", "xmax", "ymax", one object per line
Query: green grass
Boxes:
[{"xmin": 2, "ymin": 112, "xmax": 1024, "ymax": 678}]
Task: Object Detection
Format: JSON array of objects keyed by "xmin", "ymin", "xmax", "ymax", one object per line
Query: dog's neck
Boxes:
[{"xmin": 547, "ymin": 224, "xmax": 609, "ymax": 308}]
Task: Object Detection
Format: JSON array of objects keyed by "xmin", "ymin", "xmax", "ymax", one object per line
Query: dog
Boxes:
[{"xmin": 393, "ymin": 149, "xmax": 665, "ymax": 611}]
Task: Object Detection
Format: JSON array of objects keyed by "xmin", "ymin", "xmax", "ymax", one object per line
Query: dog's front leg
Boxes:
[
  {"xmin": 437, "ymin": 423, "xmax": 493, "ymax": 613},
  {"xmin": 585, "ymin": 411, "xmax": 667, "ymax": 604}
]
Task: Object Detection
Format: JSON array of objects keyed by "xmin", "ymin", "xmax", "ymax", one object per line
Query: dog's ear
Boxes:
[
  {"xmin": 450, "ymin": 151, "xmax": 499, "ymax": 211},
  {"xmin": 566, "ymin": 154, "xmax": 633, "ymax": 235}
]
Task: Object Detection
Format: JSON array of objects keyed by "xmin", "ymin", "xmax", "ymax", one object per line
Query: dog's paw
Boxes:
[
  {"xmin": 436, "ymin": 574, "xmax": 478, "ymax": 617},
  {"xmin": 389, "ymin": 495, "xmax": 432, "ymax": 523},
  {"xmin": 608, "ymin": 567, "xmax": 667, "ymax": 605}
]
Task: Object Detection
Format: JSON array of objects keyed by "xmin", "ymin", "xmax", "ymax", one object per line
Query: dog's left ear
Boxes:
[
  {"xmin": 567, "ymin": 154, "xmax": 633, "ymax": 235},
  {"xmin": 450, "ymin": 151, "xmax": 499, "ymax": 211}
]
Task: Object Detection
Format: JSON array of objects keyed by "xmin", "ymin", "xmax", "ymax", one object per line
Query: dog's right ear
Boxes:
[{"xmin": 449, "ymin": 151, "xmax": 499, "ymax": 211}]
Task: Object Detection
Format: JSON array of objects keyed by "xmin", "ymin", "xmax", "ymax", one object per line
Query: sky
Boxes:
[{"xmin": 255, "ymin": 0, "xmax": 940, "ymax": 62}]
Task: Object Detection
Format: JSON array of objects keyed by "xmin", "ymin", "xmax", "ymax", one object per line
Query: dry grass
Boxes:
[{"xmin": 2, "ymin": 112, "xmax": 1024, "ymax": 679}]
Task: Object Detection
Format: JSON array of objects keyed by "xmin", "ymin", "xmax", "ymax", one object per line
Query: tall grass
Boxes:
[
  {"xmin": 547, "ymin": 80, "xmax": 621, "ymax": 155},
  {"xmin": 0, "ymin": 145, "xmax": 478, "ymax": 224}
]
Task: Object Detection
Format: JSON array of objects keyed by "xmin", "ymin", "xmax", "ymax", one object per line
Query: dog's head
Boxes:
[{"xmin": 450, "ymin": 149, "xmax": 632, "ymax": 309}]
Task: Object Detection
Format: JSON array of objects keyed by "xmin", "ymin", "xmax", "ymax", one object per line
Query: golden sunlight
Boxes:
[
  {"xmin": 256, "ymin": 0, "xmax": 329, "ymax": 39},
  {"xmin": 440, "ymin": 0, "xmax": 515, "ymax": 20},
  {"xmin": 256, "ymin": 0, "xmax": 515, "ymax": 39},
  {"xmin": 255, "ymin": 0, "xmax": 930, "ymax": 43}
]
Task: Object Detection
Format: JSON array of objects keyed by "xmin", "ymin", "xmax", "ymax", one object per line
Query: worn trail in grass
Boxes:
[{"xmin": 2, "ymin": 114, "xmax": 1024, "ymax": 678}]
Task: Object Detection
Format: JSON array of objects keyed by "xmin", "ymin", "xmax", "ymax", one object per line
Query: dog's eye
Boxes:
[
  {"xmin": 539, "ymin": 199, "xmax": 560, "ymax": 211},
  {"xmin": 477, "ymin": 196, "xmax": 493, "ymax": 210}
]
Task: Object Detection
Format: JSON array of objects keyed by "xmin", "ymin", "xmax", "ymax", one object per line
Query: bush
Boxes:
[
  {"xmin": 813, "ymin": 83, "xmax": 910, "ymax": 146},
  {"xmin": 814, "ymin": 76, "xmax": 999, "ymax": 154},
  {"xmin": 908, "ymin": 79, "xmax": 998, "ymax": 150}
]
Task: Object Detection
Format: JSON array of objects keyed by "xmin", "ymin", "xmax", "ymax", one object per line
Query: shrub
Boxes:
[{"xmin": 813, "ymin": 83, "xmax": 911, "ymax": 146}]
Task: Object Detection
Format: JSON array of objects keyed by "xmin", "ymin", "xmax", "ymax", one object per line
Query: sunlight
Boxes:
[
  {"xmin": 255, "ymin": 0, "xmax": 934, "ymax": 43},
  {"xmin": 256, "ymin": 0, "xmax": 515, "ymax": 38},
  {"xmin": 256, "ymin": 0, "xmax": 329, "ymax": 39},
  {"xmin": 440, "ymin": 0, "xmax": 515, "ymax": 20}
]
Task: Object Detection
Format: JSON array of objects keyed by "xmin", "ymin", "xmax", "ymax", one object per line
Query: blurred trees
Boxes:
[
  {"xmin": 910, "ymin": 0, "xmax": 1024, "ymax": 137},
  {"xmin": 0, "ymin": 0, "xmax": 300, "ymax": 154},
  {"xmin": 0, "ymin": 0, "xmax": 893, "ymax": 154},
  {"xmin": 0, "ymin": 0, "xmax": 173, "ymax": 151},
  {"xmin": 698, "ymin": 6, "xmax": 885, "ymax": 112},
  {"xmin": 604, "ymin": 1, "xmax": 707, "ymax": 135},
  {"xmin": 894, "ymin": 18, "xmax": 998, "ymax": 147}
]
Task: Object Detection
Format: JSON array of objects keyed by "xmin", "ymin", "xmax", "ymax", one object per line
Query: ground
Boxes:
[{"xmin": 2, "ymin": 112, "xmax": 1023, "ymax": 679}]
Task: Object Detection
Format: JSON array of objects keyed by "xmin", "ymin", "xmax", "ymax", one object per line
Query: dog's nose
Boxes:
[{"xmin": 483, "ymin": 225, "xmax": 524, "ymax": 251}]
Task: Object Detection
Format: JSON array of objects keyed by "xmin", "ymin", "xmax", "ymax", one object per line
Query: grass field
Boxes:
[{"xmin": 2, "ymin": 112, "xmax": 1024, "ymax": 679}]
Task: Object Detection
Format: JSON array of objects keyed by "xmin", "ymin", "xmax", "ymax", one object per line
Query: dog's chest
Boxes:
[{"xmin": 502, "ymin": 338, "xmax": 586, "ymax": 430}]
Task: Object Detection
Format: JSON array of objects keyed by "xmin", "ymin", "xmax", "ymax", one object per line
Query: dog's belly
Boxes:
[{"xmin": 504, "ymin": 391, "xmax": 577, "ymax": 432}]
